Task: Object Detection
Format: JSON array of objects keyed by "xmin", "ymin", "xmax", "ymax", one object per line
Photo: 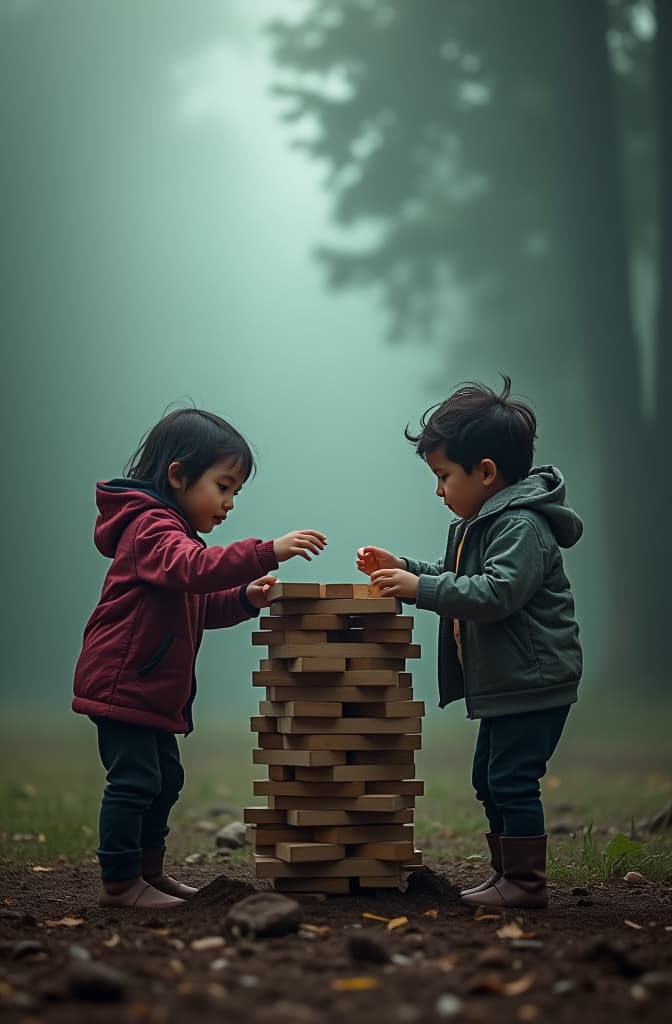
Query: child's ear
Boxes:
[
  {"xmin": 167, "ymin": 461, "xmax": 186, "ymax": 492},
  {"xmin": 480, "ymin": 458, "xmax": 498, "ymax": 485}
]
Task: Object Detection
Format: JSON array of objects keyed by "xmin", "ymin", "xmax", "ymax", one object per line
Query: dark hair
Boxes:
[
  {"xmin": 125, "ymin": 408, "xmax": 256, "ymax": 499},
  {"xmin": 405, "ymin": 376, "xmax": 537, "ymax": 483}
]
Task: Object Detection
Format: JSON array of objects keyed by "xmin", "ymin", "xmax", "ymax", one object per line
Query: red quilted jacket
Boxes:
[{"xmin": 72, "ymin": 480, "xmax": 277, "ymax": 734}]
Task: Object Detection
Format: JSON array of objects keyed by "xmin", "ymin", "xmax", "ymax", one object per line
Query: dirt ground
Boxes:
[{"xmin": 1, "ymin": 859, "xmax": 671, "ymax": 1024}]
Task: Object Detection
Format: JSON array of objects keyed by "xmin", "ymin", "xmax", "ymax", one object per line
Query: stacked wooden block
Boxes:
[{"xmin": 244, "ymin": 582, "xmax": 424, "ymax": 895}]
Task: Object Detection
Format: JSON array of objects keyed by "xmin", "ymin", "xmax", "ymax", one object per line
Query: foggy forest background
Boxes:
[{"xmin": 2, "ymin": 0, "xmax": 668, "ymax": 729}]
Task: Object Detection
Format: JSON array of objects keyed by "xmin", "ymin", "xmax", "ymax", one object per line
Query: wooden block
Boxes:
[
  {"xmin": 260, "ymin": 614, "xmax": 351, "ymax": 630},
  {"xmin": 250, "ymin": 716, "xmax": 277, "ymax": 733},
  {"xmin": 295, "ymin": 764, "xmax": 416, "ymax": 783},
  {"xmin": 277, "ymin": 717, "xmax": 421, "ymax": 735},
  {"xmin": 275, "ymin": 842, "xmax": 345, "ymax": 863},
  {"xmin": 272, "ymin": 877, "xmax": 350, "ymax": 894},
  {"xmin": 253, "ymin": 631, "xmax": 328, "ymax": 645},
  {"xmin": 260, "ymin": 700, "xmax": 342, "ymax": 718},
  {"xmin": 287, "ymin": 658, "xmax": 347, "ymax": 673},
  {"xmin": 344, "ymin": 701, "xmax": 425, "ymax": 718},
  {"xmin": 266, "ymin": 582, "xmax": 322, "ymax": 602},
  {"xmin": 247, "ymin": 825, "xmax": 314, "ymax": 844},
  {"xmin": 258, "ymin": 734, "xmax": 283, "ymax": 748},
  {"xmin": 253, "ymin": 749, "xmax": 347, "ymax": 767},
  {"xmin": 358, "ymin": 874, "xmax": 401, "ymax": 888},
  {"xmin": 282, "ymin": 734, "xmax": 422, "ymax": 751},
  {"xmin": 360, "ymin": 630, "xmax": 413, "ymax": 644},
  {"xmin": 313, "ymin": 824, "xmax": 414, "ymax": 843},
  {"xmin": 347, "ymin": 659, "xmax": 407, "ymax": 671},
  {"xmin": 270, "ymin": 598, "xmax": 401, "ymax": 615},
  {"xmin": 361, "ymin": 615, "xmax": 415, "ymax": 630},
  {"xmin": 352, "ymin": 841, "xmax": 415, "ymax": 860},
  {"xmin": 253, "ymin": 668, "xmax": 407, "ymax": 686},
  {"xmin": 243, "ymin": 807, "xmax": 288, "ymax": 825},
  {"xmin": 268, "ymin": 794, "xmax": 411, "ymax": 812},
  {"xmin": 255, "ymin": 856, "xmax": 402, "ymax": 879},
  {"xmin": 366, "ymin": 780, "xmax": 424, "ymax": 796},
  {"xmin": 287, "ymin": 808, "xmax": 413, "ymax": 827},
  {"xmin": 271, "ymin": 643, "xmax": 421, "ymax": 660},
  {"xmin": 268, "ymin": 765, "xmax": 295, "ymax": 781},
  {"xmin": 267, "ymin": 686, "xmax": 413, "ymax": 703},
  {"xmin": 349, "ymin": 749, "xmax": 415, "ymax": 764},
  {"xmin": 253, "ymin": 780, "xmax": 365, "ymax": 797}
]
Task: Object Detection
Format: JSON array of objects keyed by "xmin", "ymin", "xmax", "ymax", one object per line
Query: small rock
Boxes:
[
  {"xmin": 68, "ymin": 944, "xmax": 91, "ymax": 962},
  {"xmin": 194, "ymin": 820, "xmax": 218, "ymax": 833},
  {"xmin": 215, "ymin": 822, "xmax": 247, "ymax": 849},
  {"xmin": 435, "ymin": 993, "xmax": 462, "ymax": 1018},
  {"xmin": 624, "ymin": 871, "xmax": 647, "ymax": 886},
  {"xmin": 552, "ymin": 979, "xmax": 575, "ymax": 995},
  {"xmin": 510, "ymin": 939, "xmax": 544, "ymax": 951},
  {"xmin": 226, "ymin": 893, "xmax": 301, "ymax": 939},
  {"xmin": 68, "ymin": 961, "xmax": 128, "ymax": 1003},
  {"xmin": 391, "ymin": 953, "xmax": 412, "ymax": 965},
  {"xmin": 210, "ymin": 958, "xmax": 229, "ymax": 971},
  {"xmin": 240, "ymin": 974, "xmax": 259, "ymax": 988},
  {"xmin": 11, "ymin": 940, "xmax": 47, "ymax": 960},
  {"xmin": 348, "ymin": 932, "xmax": 390, "ymax": 964},
  {"xmin": 183, "ymin": 852, "xmax": 204, "ymax": 864}
]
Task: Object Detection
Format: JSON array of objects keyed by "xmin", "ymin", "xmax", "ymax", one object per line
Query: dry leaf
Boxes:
[
  {"xmin": 31, "ymin": 866, "xmax": 53, "ymax": 873},
  {"xmin": 503, "ymin": 974, "xmax": 535, "ymax": 996},
  {"xmin": 45, "ymin": 916, "xmax": 85, "ymax": 928},
  {"xmin": 517, "ymin": 1004, "xmax": 540, "ymax": 1021},
  {"xmin": 473, "ymin": 913, "xmax": 504, "ymax": 929},
  {"xmin": 496, "ymin": 921, "xmax": 538, "ymax": 940},
  {"xmin": 424, "ymin": 909, "xmax": 439, "ymax": 919},
  {"xmin": 331, "ymin": 978, "xmax": 380, "ymax": 991},
  {"xmin": 301, "ymin": 924, "xmax": 332, "ymax": 936},
  {"xmin": 362, "ymin": 912, "xmax": 390, "ymax": 923},
  {"xmin": 191, "ymin": 936, "xmax": 225, "ymax": 951},
  {"xmin": 624, "ymin": 920, "xmax": 643, "ymax": 930},
  {"xmin": 102, "ymin": 933, "xmax": 120, "ymax": 948},
  {"xmin": 387, "ymin": 916, "xmax": 408, "ymax": 931},
  {"xmin": 433, "ymin": 955, "xmax": 459, "ymax": 970}
]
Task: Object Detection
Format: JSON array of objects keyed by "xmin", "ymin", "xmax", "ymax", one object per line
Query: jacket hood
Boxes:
[
  {"xmin": 94, "ymin": 478, "xmax": 192, "ymax": 557},
  {"xmin": 477, "ymin": 465, "xmax": 583, "ymax": 548}
]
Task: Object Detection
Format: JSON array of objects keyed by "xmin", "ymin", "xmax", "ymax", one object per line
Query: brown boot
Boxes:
[
  {"xmin": 460, "ymin": 835, "xmax": 548, "ymax": 909},
  {"xmin": 460, "ymin": 833, "xmax": 503, "ymax": 896},
  {"xmin": 141, "ymin": 847, "xmax": 198, "ymax": 900},
  {"xmin": 100, "ymin": 877, "xmax": 185, "ymax": 908}
]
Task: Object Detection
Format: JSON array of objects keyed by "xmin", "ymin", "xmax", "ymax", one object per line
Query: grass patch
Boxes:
[{"xmin": 1, "ymin": 700, "xmax": 671, "ymax": 883}]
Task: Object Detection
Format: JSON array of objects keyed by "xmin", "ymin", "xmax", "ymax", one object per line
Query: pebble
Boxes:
[
  {"xmin": 68, "ymin": 961, "xmax": 127, "ymax": 1003},
  {"xmin": 348, "ymin": 932, "xmax": 390, "ymax": 964},
  {"xmin": 190, "ymin": 936, "xmax": 226, "ymax": 952},
  {"xmin": 226, "ymin": 893, "xmax": 301, "ymax": 939},
  {"xmin": 435, "ymin": 993, "xmax": 462, "ymax": 1018},
  {"xmin": 552, "ymin": 979, "xmax": 575, "ymax": 995},
  {"xmin": 10, "ymin": 940, "xmax": 46, "ymax": 960},
  {"xmin": 624, "ymin": 871, "xmax": 647, "ymax": 886},
  {"xmin": 214, "ymin": 822, "xmax": 247, "ymax": 850},
  {"xmin": 510, "ymin": 939, "xmax": 545, "ymax": 951}
]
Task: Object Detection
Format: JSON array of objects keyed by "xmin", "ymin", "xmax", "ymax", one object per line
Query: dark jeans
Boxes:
[
  {"xmin": 92, "ymin": 718, "xmax": 184, "ymax": 882},
  {"xmin": 471, "ymin": 705, "xmax": 571, "ymax": 837}
]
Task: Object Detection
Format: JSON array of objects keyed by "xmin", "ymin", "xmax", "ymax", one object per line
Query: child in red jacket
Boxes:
[{"xmin": 73, "ymin": 408, "xmax": 327, "ymax": 908}]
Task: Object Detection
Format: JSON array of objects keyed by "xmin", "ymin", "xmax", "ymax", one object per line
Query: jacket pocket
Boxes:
[{"xmin": 138, "ymin": 632, "xmax": 176, "ymax": 676}]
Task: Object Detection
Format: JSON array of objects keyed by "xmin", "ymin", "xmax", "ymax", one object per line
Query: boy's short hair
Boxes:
[{"xmin": 405, "ymin": 376, "xmax": 537, "ymax": 483}]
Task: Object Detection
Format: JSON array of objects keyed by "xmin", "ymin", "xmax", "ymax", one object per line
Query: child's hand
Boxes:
[
  {"xmin": 273, "ymin": 530, "xmax": 327, "ymax": 563},
  {"xmin": 370, "ymin": 568, "xmax": 419, "ymax": 600},
  {"xmin": 356, "ymin": 546, "xmax": 405, "ymax": 576},
  {"xmin": 246, "ymin": 575, "xmax": 278, "ymax": 609}
]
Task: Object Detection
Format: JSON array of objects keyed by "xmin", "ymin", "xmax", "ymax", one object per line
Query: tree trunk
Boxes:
[{"xmin": 545, "ymin": 0, "xmax": 664, "ymax": 682}]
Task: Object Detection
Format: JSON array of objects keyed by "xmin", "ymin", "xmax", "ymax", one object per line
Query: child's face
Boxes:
[
  {"xmin": 426, "ymin": 448, "xmax": 501, "ymax": 521},
  {"xmin": 168, "ymin": 457, "xmax": 246, "ymax": 534}
]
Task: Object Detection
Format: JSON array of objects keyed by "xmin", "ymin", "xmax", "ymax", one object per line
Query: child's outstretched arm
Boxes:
[{"xmin": 203, "ymin": 574, "xmax": 277, "ymax": 629}]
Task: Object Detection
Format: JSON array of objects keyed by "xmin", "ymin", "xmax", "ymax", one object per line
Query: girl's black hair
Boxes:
[
  {"xmin": 405, "ymin": 376, "xmax": 537, "ymax": 483},
  {"xmin": 125, "ymin": 408, "xmax": 256, "ymax": 499}
]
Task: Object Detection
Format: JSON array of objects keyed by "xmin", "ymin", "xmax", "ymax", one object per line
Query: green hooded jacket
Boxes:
[{"xmin": 404, "ymin": 466, "xmax": 583, "ymax": 718}]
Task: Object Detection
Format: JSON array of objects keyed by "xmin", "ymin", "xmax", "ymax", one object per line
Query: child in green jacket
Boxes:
[{"xmin": 358, "ymin": 377, "xmax": 582, "ymax": 909}]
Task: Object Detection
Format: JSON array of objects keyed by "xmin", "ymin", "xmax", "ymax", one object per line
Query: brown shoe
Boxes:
[
  {"xmin": 460, "ymin": 835, "xmax": 548, "ymax": 909},
  {"xmin": 141, "ymin": 847, "xmax": 199, "ymax": 900},
  {"xmin": 100, "ymin": 877, "xmax": 185, "ymax": 908},
  {"xmin": 460, "ymin": 833, "xmax": 502, "ymax": 896}
]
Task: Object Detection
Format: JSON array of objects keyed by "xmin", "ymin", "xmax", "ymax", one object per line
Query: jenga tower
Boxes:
[{"xmin": 244, "ymin": 582, "xmax": 424, "ymax": 895}]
